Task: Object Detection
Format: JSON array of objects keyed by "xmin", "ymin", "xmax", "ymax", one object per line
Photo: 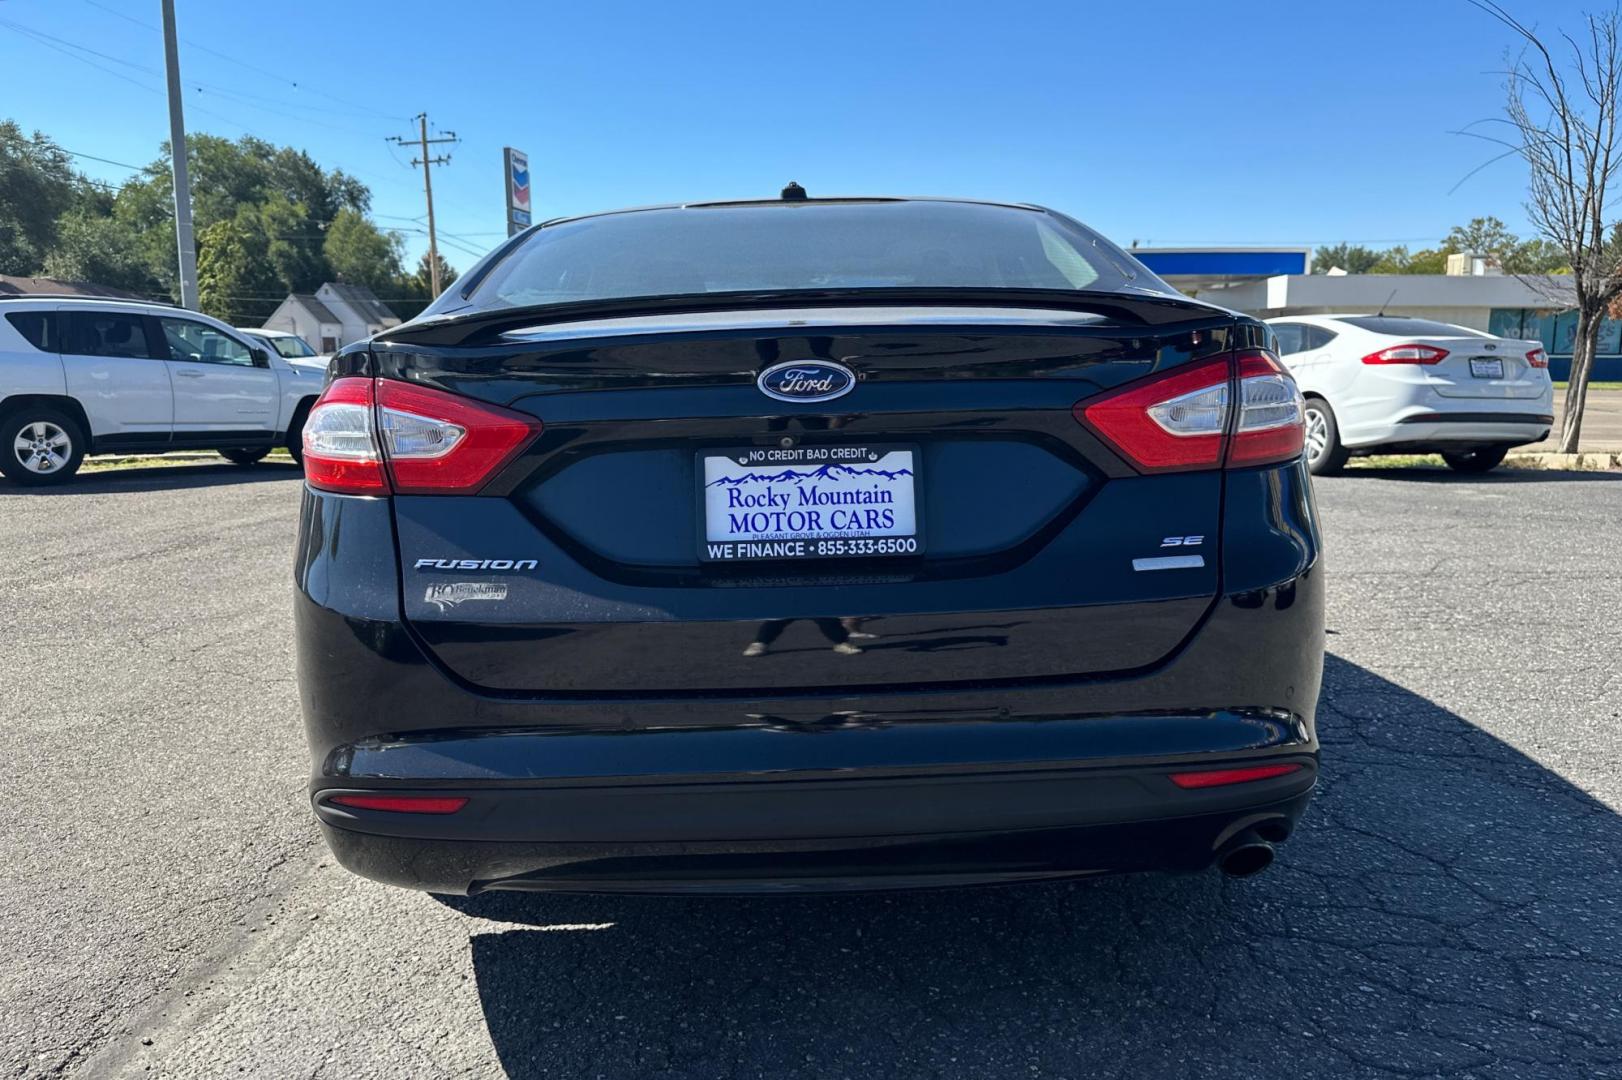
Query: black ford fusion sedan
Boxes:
[{"xmin": 294, "ymin": 190, "xmax": 1323, "ymax": 895}]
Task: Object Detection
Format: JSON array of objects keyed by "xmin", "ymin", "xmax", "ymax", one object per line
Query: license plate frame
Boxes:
[
  {"xmin": 696, "ymin": 444, "xmax": 923, "ymax": 563},
  {"xmin": 1469, "ymin": 357, "xmax": 1505, "ymax": 379}
]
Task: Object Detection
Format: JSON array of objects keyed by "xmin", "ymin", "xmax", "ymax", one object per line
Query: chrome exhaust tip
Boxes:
[{"xmin": 1217, "ymin": 829, "xmax": 1276, "ymax": 878}]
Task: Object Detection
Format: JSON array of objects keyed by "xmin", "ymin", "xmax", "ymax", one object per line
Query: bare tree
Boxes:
[{"xmin": 1469, "ymin": 2, "xmax": 1622, "ymax": 452}]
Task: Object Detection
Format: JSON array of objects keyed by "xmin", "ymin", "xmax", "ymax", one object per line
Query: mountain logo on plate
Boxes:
[{"xmin": 757, "ymin": 361, "xmax": 856, "ymax": 404}]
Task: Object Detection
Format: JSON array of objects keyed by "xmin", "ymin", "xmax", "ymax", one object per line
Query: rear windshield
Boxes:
[
  {"xmin": 1338, "ymin": 316, "xmax": 1489, "ymax": 337},
  {"xmin": 466, "ymin": 201, "xmax": 1158, "ymax": 311}
]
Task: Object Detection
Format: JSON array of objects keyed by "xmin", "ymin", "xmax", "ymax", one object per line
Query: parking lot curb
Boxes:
[{"xmin": 1507, "ymin": 451, "xmax": 1622, "ymax": 470}]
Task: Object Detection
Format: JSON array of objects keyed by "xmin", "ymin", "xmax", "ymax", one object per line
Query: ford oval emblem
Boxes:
[{"xmin": 756, "ymin": 360, "xmax": 857, "ymax": 404}]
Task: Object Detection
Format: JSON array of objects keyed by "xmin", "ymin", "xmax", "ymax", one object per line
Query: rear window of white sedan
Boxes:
[{"xmin": 1337, "ymin": 317, "xmax": 1490, "ymax": 337}]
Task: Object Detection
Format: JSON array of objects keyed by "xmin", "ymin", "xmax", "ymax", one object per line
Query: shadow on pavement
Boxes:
[
  {"xmin": 443, "ymin": 655, "xmax": 1622, "ymax": 1079},
  {"xmin": 0, "ymin": 461, "xmax": 302, "ymax": 495},
  {"xmin": 1341, "ymin": 466, "xmax": 1622, "ymax": 484}
]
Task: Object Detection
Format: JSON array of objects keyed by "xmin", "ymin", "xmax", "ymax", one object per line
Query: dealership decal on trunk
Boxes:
[
  {"xmin": 756, "ymin": 360, "xmax": 857, "ymax": 403},
  {"xmin": 424, "ymin": 582, "xmax": 509, "ymax": 611}
]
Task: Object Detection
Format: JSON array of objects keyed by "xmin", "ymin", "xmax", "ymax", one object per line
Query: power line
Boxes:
[
  {"xmin": 2, "ymin": 15, "xmax": 385, "ymax": 139},
  {"xmin": 2, "ymin": 17, "xmax": 424, "ymax": 205},
  {"xmin": 8, "ymin": 16, "xmax": 478, "ymax": 265},
  {"xmin": 76, "ymin": 0, "xmax": 406, "ymax": 122},
  {"xmin": 0, "ymin": 17, "xmax": 248, "ymax": 133},
  {"xmin": 60, "ymin": 148, "xmax": 148, "ymax": 172}
]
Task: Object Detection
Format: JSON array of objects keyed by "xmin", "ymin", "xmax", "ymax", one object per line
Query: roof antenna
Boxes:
[
  {"xmin": 780, "ymin": 181, "xmax": 808, "ymax": 201},
  {"xmin": 1375, "ymin": 287, "xmax": 1397, "ymax": 317}
]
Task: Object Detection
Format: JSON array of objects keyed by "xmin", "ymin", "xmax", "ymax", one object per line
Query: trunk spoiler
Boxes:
[{"xmin": 381, "ymin": 288, "xmax": 1234, "ymax": 348}]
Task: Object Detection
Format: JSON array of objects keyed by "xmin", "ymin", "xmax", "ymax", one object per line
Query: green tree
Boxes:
[
  {"xmin": 256, "ymin": 194, "xmax": 327, "ymax": 294},
  {"xmin": 0, "ymin": 121, "xmax": 81, "ymax": 274},
  {"xmin": 1437, "ymin": 216, "xmax": 1569, "ymax": 274},
  {"xmin": 1443, "ymin": 216, "xmax": 1520, "ymax": 258},
  {"xmin": 1404, "ymin": 248, "xmax": 1449, "ymax": 274},
  {"xmin": 1367, "ymin": 246, "xmax": 1413, "ymax": 273},
  {"xmin": 389, "ymin": 251, "xmax": 461, "ymax": 320},
  {"xmin": 1505, "ymin": 238, "xmax": 1570, "ymax": 274},
  {"xmin": 1311, "ymin": 243, "xmax": 1383, "ymax": 274},
  {"xmin": 197, "ymin": 218, "xmax": 277, "ymax": 324},
  {"xmin": 420, "ymin": 250, "xmax": 458, "ymax": 292},
  {"xmin": 11, "ymin": 124, "xmax": 435, "ymax": 320},
  {"xmin": 100, "ymin": 133, "xmax": 374, "ymax": 301},
  {"xmin": 1362, "ymin": 245, "xmax": 1446, "ymax": 274},
  {"xmin": 324, "ymin": 208, "xmax": 403, "ymax": 291},
  {"xmin": 40, "ymin": 206, "xmax": 162, "ymax": 296}
]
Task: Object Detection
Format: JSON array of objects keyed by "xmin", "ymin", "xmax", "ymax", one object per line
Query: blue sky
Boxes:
[{"xmin": 0, "ymin": 0, "xmax": 1602, "ymax": 272}]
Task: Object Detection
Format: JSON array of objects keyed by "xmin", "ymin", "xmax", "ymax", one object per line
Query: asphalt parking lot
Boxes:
[{"xmin": 3, "ymin": 461, "xmax": 1621, "ymax": 1080}]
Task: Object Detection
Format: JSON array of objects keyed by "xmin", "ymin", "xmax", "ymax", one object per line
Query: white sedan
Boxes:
[
  {"xmin": 237, "ymin": 328, "xmax": 331, "ymax": 375},
  {"xmin": 1266, "ymin": 314, "xmax": 1554, "ymax": 474}
]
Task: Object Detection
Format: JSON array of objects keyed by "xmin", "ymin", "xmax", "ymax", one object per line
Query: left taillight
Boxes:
[
  {"xmin": 1361, "ymin": 343, "xmax": 1448, "ymax": 365},
  {"xmin": 302, "ymin": 377, "xmax": 543, "ymax": 495},
  {"xmin": 1073, "ymin": 350, "xmax": 1306, "ymax": 472},
  {"xmin": 302, "ymin": 377, "xmax": 388, "ymax": 494}
]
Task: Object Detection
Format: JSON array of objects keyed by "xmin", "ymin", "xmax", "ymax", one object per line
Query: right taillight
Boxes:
[
  {"xmin": 1526, "ymin": 347, "xmax": 1549, "ymax": 369},
  {"xmin": 1073, "ymin": 350, "xmax": 1305, "ymax": 472},
  {"xmin": 1361, "ymin": 343, "xmax": 1449, "ymax": 365}
]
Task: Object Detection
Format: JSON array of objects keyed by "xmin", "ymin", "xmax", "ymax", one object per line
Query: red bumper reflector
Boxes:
[
  {"xmin": 1168, "ymin": 763, "xmax": 1303, "ymax": 789},
  {"xmin": 328, "ymin": 794, "xmax": 469, "ymax": 814}
]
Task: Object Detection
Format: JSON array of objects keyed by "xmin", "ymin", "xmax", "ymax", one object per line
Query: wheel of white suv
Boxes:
[
  {"xmin": 1441, "ymin": 444, "xmax": 1511, "ymax": 474},
  {"xmin": 1302, "ymin": 398, "xmax": 1349, "ymax": 476},
  {"xmin": 285, "ymin": 402, "xmax": 310, "ymax": 466},
  {"xmin": 0, "ymin": 407, "xmax": 87, "ymax": 486},
  {"xmin": 219, "ymin": 448, "xmax": 271, "ymax": 466}
]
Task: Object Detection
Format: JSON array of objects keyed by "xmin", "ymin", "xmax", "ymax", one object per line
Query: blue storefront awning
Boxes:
[{"xmin": 1133, "ymin": 249, "xmax": 1311, "ymax": 278}]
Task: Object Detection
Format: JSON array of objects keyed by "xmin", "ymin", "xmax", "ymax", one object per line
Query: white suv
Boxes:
[{"xmin": 0, "ymin": 297, "xmax": 325, "ymax": 485}]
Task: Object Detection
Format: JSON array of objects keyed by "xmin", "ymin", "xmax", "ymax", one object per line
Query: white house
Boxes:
[{"xmin": 263, "ymin": 282, "xmax": 401, "ymax": 353}]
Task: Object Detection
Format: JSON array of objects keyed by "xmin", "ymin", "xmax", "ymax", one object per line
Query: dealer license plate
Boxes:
[
  {"xmin": 1470, "ymin": 357, "xmax": 1504, "ymax": 379},
  {"xmin": 699, "ymin": 445, "xmax": 921, "ymax": 562}
]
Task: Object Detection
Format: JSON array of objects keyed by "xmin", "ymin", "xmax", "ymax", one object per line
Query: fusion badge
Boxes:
[{"xmin": 414, "ymin": 558, "xmax": 538, "ymax": 572}]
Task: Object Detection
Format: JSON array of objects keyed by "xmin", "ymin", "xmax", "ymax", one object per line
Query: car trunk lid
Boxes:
[
  {"xmin": 1419, "ymin": 336, "xmax": 1548, "ymax": 399},
  {"xmin": 376, "ymin": 301, "xmax": 1241, "ymax": 696}
]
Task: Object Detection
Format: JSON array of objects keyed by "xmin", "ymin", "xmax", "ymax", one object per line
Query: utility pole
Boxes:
[
  {"xmin": 388, "ymin": 115, "xmax": 458, "ymax": 298},
  {"xmin": 160, "ymin": 0, "xmax": 198, "ymax": 309}
]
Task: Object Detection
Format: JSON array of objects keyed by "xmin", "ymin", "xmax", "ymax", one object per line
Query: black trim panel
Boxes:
[
  {"xmin": 1398, "ymin": 411, "xmax": 1554, "ymax": 425},
  {"xmin": 167, "ymin": 430, "xmax": 278, "ymax": 449},
  {"xmin": 313, "ymin": 755, "xmax": 1318, "ymax": 844}
]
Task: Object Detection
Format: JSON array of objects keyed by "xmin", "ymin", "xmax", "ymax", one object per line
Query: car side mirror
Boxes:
[{"xmin": 251, "ymin": 348, "xmax": 271, "ymax": 368}]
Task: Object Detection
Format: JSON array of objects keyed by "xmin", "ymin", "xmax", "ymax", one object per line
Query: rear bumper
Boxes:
[
  {"xmin": 294, "ymin": 463, "xmax": 1325, "ymax": 894},
  {"xmin": 316, "ymin": 757, "xmax": 1317, "ymax": 894},
  {"xmin": 1340, "ymin": 389, "xmax": 1554, "ymax": 450},
  {"xmin": 1377, "ymin": 410, "xmax": 1552, "ymax": 449}
]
